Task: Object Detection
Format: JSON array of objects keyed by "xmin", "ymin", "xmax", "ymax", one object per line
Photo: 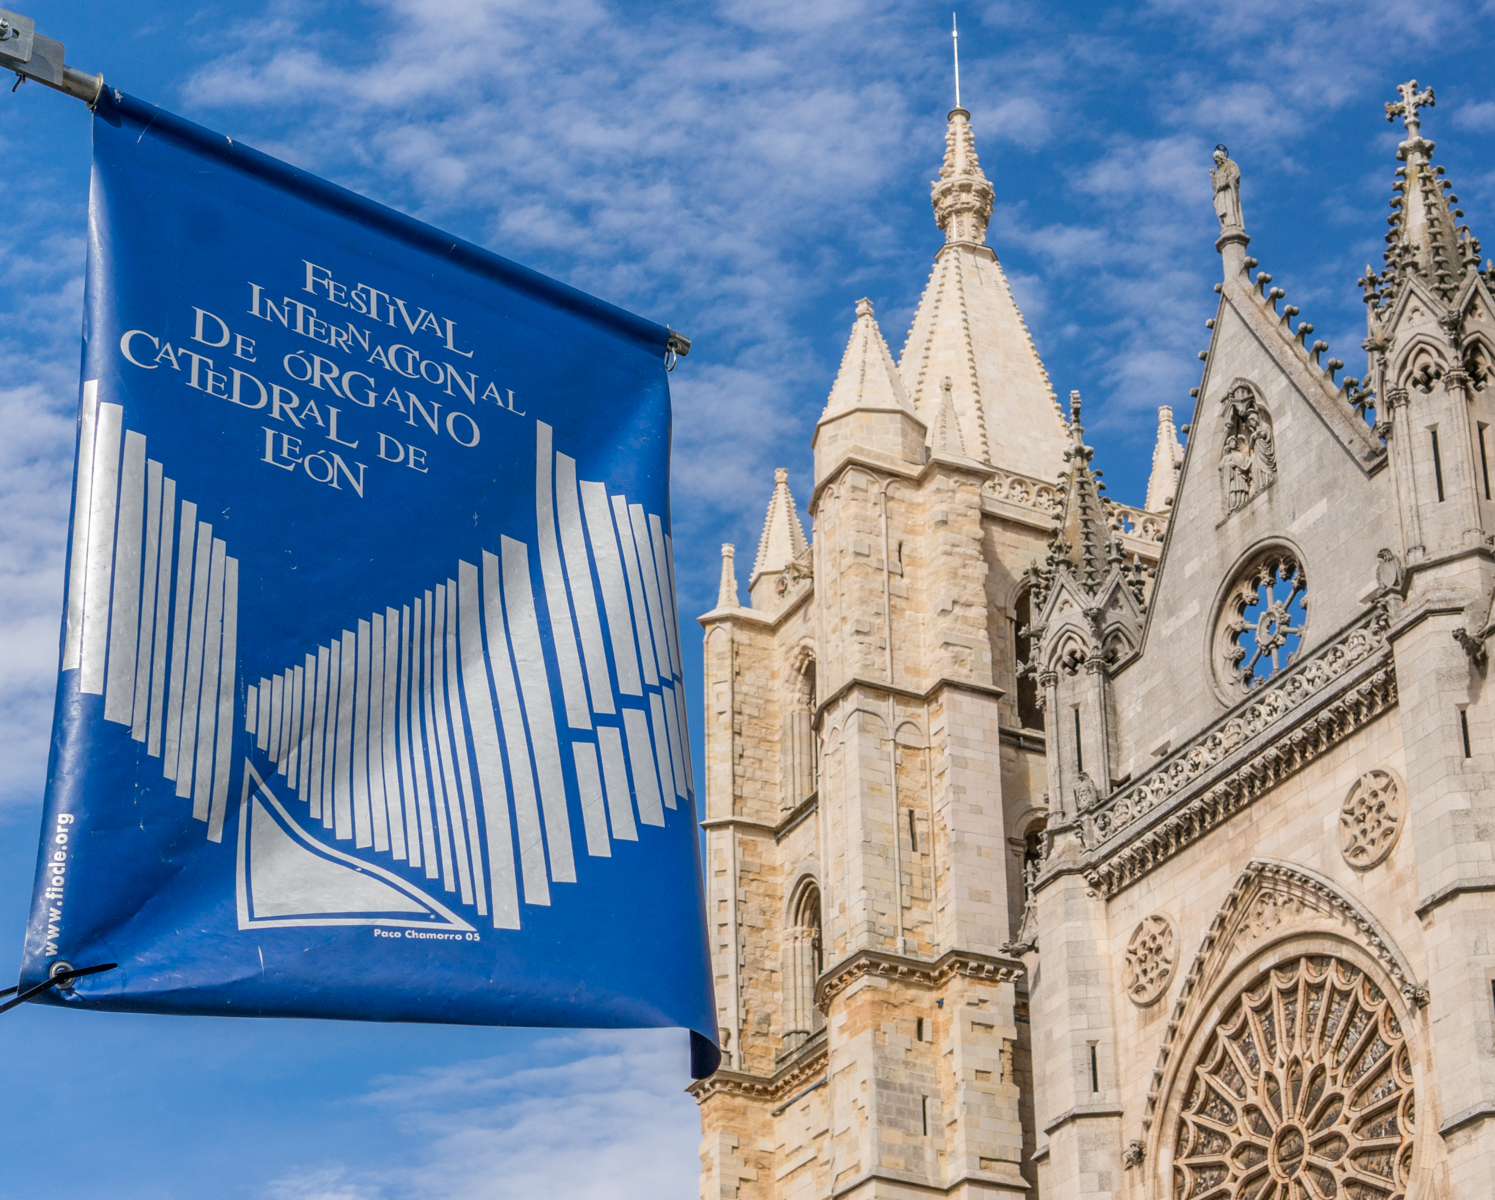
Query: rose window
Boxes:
[
  {"xmin": 1172, "ymin": 955, "xmax": 1414, "ymax": 1200},
  {"xmin": 1217, "ymin": 551, "xmax": 1307, "ymax": 696}
]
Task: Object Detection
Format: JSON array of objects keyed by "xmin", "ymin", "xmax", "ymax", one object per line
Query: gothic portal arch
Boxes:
[{"xmin": 1144, "ymin": 861, "xmax": 1427, "ymax": 1200}]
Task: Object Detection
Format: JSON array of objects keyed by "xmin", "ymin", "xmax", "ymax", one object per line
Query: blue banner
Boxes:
[{"xmin": 19, "ymin": 90, "xmax": 717, "ymax": 1075}]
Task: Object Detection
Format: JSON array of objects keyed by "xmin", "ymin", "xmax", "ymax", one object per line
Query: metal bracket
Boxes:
[
  {"xmin": 664, "ymin": 328, "xmax": 691, "ymax": 373},
  {"xmin": 0, "ymin": 961, "xmax": 117, "ymax": 1015},
  {"xmin": 0, "ymin": 8, "xmax": 103, "ymax": 106}
]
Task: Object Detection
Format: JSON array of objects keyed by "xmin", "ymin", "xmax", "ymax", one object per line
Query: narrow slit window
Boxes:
[
  {"xmin": 921, "ymin": 1095, "xmax": 930, "ymax": 1136},
  {"xmin": 908, "ymin": 808, "xmax": 918, "ymax": 851},
  {"xmin": 1431, "ymin": 429, "xmax": 1446, "ymax": 502},
  {"xmin": 1480, "ymin": 424, "xmax": 1491, "ymax": 500},
  {"xmin": 1461, "ymin": 707, "xmax": 1472, "ymax": 759},
  {"xmin": 1089, "ymin": 1043, "xmax": 1100, "ymax": 1093},
  {"xmin": 917, "ymin": 1017, "xmax": 926, "ymax": 1042},
  {"xmin": 1074, "ymin": 708, "xmax": 1084, "ymax": 774}
]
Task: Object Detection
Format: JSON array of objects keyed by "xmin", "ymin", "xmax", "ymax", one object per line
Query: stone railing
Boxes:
[
  {"xmin": 981, "ymin": 469, "xmax": 1166, "ymax": 545},
  {"xmin": 1106, "ymin": 501, "xmax": 1165, "ymax": 544},
  {"xmin": 982, "ymin": 468, "xmax": 1062, "ymax": 517},
  {"xmin": 1082, "ymin": 609, "xmax": 1393, "ymax": 865}
]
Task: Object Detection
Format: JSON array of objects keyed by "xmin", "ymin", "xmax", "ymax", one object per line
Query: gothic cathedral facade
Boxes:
[{"xmin": 691, "ymin": 84, "xmax": 1495, "ymax": 1200}]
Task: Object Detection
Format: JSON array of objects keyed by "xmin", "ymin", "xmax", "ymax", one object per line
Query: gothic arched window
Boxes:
[
  {"xmin": 782, "ymin": 883, "xmax": 824, "ymax": 1054},
  {"xmin": 1171, "ymin": 955, "xmax": 1414, "ymax": 1200}
]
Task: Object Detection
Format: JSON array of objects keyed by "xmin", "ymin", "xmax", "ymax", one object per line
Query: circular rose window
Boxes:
[
  {"xmin": 1172, "ymin": 955, "xmax": 1413, "ymax": 1200},
  {"xmin": 1214, "ymin": 550, "xmax": 1308, "ymax": 699}
]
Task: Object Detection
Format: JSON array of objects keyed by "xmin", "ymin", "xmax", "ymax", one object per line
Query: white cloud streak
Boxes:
[{"xmin": 262, "ymin": 1030, "xmax": 700, "ymax": 1200}]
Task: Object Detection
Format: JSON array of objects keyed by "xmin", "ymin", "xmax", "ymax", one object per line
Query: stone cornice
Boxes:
[
  {"xmin": 699, "ymin": 792, "xmax": 819, "ymax": 842},
  {"xmin": 808, "ymin": 447, "xmax": 997, "ymax": 512},
  {"xmin": 1070, "ymin": 612, "xmax": 1397, "ymax": 897},
  {"xmin": 815, "ymin": 947, "xmax": 1024, "ymax": 1012},
  {"xmin": 1043, "ymin": 1103, "xmax": 1124, "ymax": 1136},
  {"xmin": 815, "ymin": 674, "xmax": 1004, "ymax": 727},
  {"xmin": 698, "ymin": 579, "xmax": 813, "ymax": 631},
  {"xmin": 687, "ymin": 1029, "xmax": 828, "ymax": 1104}
]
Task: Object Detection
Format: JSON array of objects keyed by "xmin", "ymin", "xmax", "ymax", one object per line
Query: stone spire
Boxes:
[
  {"xmin": 1037, "ymin": 393, "xmax": 1122, "ymax": 600},
  {"xmin": 931, "ymin": 376, "xmax": 967, "ymax": 458},
  {"xmin": 1378, "ymin": 81, "xmax": 1479, "ymax": 303},
  {"xmin": 823, "ymin": 299, "xmax": 914, "ymax": 417},
  {"xmin": 932, "ymin": 107, "xmax": 995, "ymax": 247},
  {"xmin": 899, "ymin": 107, "xmax": 1069, "ymax": 480},
  {"xmin": 717, "ymin": 543, "xmax": 739, "ymax": 609},
  {"xmin": 1145, "ymin": 405, "xmax": 1184, "ymax": 512},
  {"xmin": 750, "ymin": 468, "xmax": 808, "ymax": 591}
]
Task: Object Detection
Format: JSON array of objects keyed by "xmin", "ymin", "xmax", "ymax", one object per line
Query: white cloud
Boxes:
[{"xmin": 262, "ymin": 1030, "xmax": 700, "ymax": 1200}]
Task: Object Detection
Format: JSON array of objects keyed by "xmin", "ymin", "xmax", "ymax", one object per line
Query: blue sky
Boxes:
[{"xmin": 0, "ymin": 1, "xmax": 1492, "ymax": 1195}]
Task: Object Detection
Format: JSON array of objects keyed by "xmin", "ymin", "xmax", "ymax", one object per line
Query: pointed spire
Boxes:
[
  {"xmin": 932, "ymin": 376, "xmax": 967, "ymax": 457},
  {"xmin": 901, "ymin": 107, "xmax": 1069, "ymax": 480},
  {"xmin": 1045, "ymin": 392, "xmax": 1119, "ymax": 595},
  {"xmin": 750, "ymin": 468, "xmax": 808, "ymax": 585},
  {"xmin": 824, "ymin": 299, "xmax": 914, "ymax": 416},
  {"xmin": 1145, "ymin": 405, "xmax": 1184, "ymax": 512},
  {"xmin": 1380, "ymin": 80, "xmax": 1478, "ymax": 302},
  {"xmin": 931, "ymin": 107, "xmax": 995, "ymax": 247},
  {"xmin": 717, "ymin": 544, "xmax": 740, "ymax": 609}
]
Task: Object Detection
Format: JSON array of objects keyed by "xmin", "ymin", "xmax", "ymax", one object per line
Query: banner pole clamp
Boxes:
[
  {"xmin": 665, "ymin": 328, "xmax": 691, "ymax": 372},
  {"xmin": 0, "ymin": 9, "xmax": 103, "ymax": 107},
  {"xmin": 0, "ymin": 962, "xmax": 117, "ymax": 1015}
]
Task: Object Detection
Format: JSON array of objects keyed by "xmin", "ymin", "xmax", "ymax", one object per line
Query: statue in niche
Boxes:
[
  {"xmin": 1220, "ymin": 435, "xmax": 1250, "ymax": 512},
  {"xmin": 1219, "ymin": 384, "xmax": 1277, "ymax": 513},
  {"xmin": 1073, "ymin": 770, "xmax": 1099, "ymax": 813},
  {"xmin": 1211, "ymin": 144, "xmax": 1243, "ymax": 231}
]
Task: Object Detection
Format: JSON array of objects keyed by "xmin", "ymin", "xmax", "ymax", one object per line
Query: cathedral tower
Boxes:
[{"xmin": 691, "ymin": 104, "xmax": 1167, "ymax": 1200}]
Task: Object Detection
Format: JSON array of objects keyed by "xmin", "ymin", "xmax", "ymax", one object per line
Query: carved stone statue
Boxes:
[
  {"xmin": 1211, "ymin": 145, "xmax": 1243, "ymax": 231},
  {"xmin": 1073, "ymin": 770, "xmax": 1099, "ymax": 813},
  {"xmin": 1220, "ymin": 435, "xmax": 1251, "ymax": 512},
  {"xmin": 1220, "ymin": 384, "xmax": 1277, "ymax": 513}
]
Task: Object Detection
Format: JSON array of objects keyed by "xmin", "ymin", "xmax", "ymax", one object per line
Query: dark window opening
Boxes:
[
  {"xmin": 1074, "ymin": 709, "xmax": 1084, "ymax": 774},
  {"xmin": 1461, "ymin": 708, "xmax": 1472, "ymax": 759},
  {"xmin": 908, "ymin": 808, "xmax": 918, "ymax": 852},
  {"xmin": 1432, "ymin": 430, "xmax": 1446, "ymax": 501},
  {"xmin": 1014, "ymin": 589, "xmax": 1041, "ymax": 730},
  {"xmin": 1480, "ymin": 424, "xmax": 1491, "ymax": 500},
  {"xmin": 917, "ymin": 1017, "xmax": 926, "ymax": 1042},
  {"xmin": 921, "ymin": 1095, "xmax": 930, "ymax": 1136},
  {"xmin": 1089, "ymin": 1043, "xmax": 1099, "ymax": 1093}
]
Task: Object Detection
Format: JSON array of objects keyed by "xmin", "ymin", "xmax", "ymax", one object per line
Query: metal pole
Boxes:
[{"xmin": 1, "ymin": 9, "xmax": 103, "ymax": 107}]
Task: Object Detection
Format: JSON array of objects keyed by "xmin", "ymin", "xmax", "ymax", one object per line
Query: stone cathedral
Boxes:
[{"xmin": 689, "ymin": 82, "xmax": 1495, "ymax": 1200}]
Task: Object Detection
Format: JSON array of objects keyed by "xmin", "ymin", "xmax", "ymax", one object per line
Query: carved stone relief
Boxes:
[
  {"xmin": 1124, "ymin": 914, "xmax": 1175, "ymax": 1005},
  {"xmin": 1171, "ymin": 955, "xmax": 1414, "ymax": 1200},
  {"xmin": 1339, "ymin": 769, "xmax": 1404, "ymax": 871},
  {"xmin": 1219, "ymin": 384, "xmax": 1278, "ymax": 513}
]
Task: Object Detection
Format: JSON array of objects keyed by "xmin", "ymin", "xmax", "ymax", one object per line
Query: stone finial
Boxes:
[
  {"xmin": 1043, "ymin": 390, "xmax": 1119, "ymax": 594},
  {"xmin": 1386, "ymin": 80, "xmax": 1435, "ymax": 160},
  {"xmin": 1375, "ymin": 81, "xmax": 1470, "ymax": 303},
  {"xmin": 931, "ymin": 107, "xmax": 995, "ymax": 246},
  {"xmin": 1145, "ymin": 405, "xmax": 1184, "ymax": 512},
  {"xmin": 822, "ymin": 298, "xmax": 913, "ymax": 416},
  {"xmin": 932, "ymin": 376, "xmax": 967, "ymax": 457},
  {"xmin": 750, "ymin": 468, "xmax": 809, "ymax": 588},
  {"xmin": 717, "ymin": 544, "xmax": 739, "ymax": 609}
]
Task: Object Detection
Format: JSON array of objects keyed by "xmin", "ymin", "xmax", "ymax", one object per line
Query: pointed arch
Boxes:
[
  {"xmin": 1139, "ymin": 859, "xmax": 1424, "ymax": 1187},
  {"xmin": 782, "ymin": 871, "xmax": 825, "ymax": 1054}
]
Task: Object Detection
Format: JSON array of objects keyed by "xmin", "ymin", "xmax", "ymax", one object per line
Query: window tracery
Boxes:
[
  {"xmin": 1172, "ymin": 955, "xmax": 1414, "ymax": 1200},
  {"xmin": 1215, "ymin": 550, "xmax": 1308, "ymax": 698}
]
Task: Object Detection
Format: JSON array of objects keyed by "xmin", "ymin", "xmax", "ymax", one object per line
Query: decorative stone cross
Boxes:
[{"xmin": 1386, "ymin": 80, "xmax": 1435, "ymax": 133}]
